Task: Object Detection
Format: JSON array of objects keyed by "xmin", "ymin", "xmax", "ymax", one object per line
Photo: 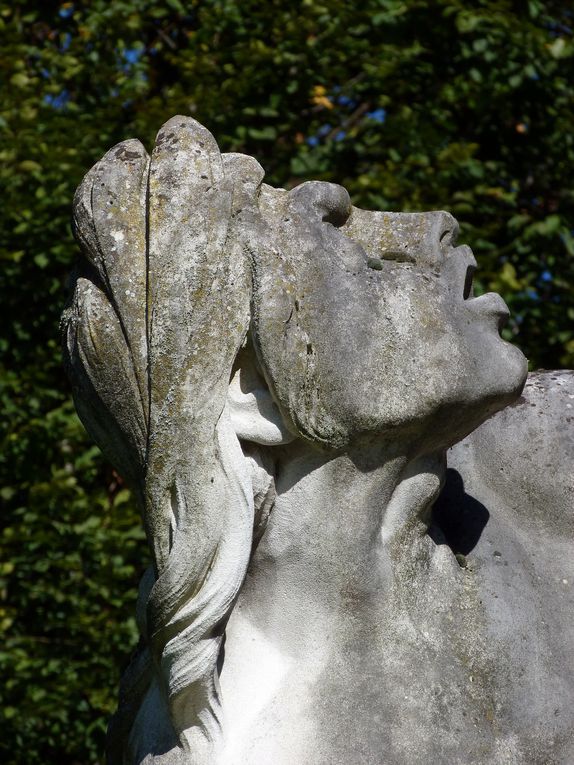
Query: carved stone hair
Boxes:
[
  {"xmin": 63, "ymin": 111, "xmax": 385, "ymax": 761},
  {"xmin": 62, "ymin": 117, "xmax": 285, "ymax": 761}
]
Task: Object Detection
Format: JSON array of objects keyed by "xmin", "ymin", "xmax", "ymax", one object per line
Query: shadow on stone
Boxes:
[{"xmin": 429, "ymin": 468, "xmax": 489, "ymax": 556}]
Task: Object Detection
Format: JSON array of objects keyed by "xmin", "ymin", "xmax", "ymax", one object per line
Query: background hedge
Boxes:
[{"xmin": 1, "ymin": 1, "xmax": 573, "ymax": 762}]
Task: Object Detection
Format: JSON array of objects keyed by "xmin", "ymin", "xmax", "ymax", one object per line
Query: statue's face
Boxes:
[{"xmin": 252, "ymin": 181, "xmax": 527, "ymax": 453}]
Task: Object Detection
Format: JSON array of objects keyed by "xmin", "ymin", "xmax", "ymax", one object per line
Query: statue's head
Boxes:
[
  {"xmin": 232, "ymin": 175, "xmax": 527, "ymax": 457},
  {"xmin": 62, "ymin": 116, "xmax": 527, "ymax": 762}
]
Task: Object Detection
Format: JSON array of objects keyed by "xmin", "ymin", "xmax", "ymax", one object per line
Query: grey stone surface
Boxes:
[
  {"xmin": 438, "ymin": 371, "xmax": 574, "ymax": 764},
  {"xmin": 62, "ymin": 116, "xmax": 572, "ymax": 764}
]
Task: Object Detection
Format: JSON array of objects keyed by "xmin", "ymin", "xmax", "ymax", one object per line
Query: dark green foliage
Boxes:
[{"xmin": 0, "ymin": 1, "xmax": 572, "ymax": 762}]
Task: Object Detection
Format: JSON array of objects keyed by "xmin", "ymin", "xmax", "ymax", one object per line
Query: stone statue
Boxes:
[{"xmin": 62, "ymin": 117, "xmax": 573, "ymax": 764}]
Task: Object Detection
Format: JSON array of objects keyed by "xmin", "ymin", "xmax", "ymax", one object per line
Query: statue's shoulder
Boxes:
[
  {"xmin": 447, "ymin": 369, "xmax": 574, "ymax": 539},
  {"xmin": 480, "ymin": 368, "xmax": 574, "ymax": 456}
]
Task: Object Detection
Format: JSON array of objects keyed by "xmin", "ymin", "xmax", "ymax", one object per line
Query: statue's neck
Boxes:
[
  {"xmin": 220, "ymin": 442, "xmax": 468, "ymax": 763},
  {"xmin": 238, "ymin": 440, "xmax": 446, "ymax": 653}
]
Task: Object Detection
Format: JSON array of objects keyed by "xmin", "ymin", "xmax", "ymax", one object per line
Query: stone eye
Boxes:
[
  {"xmin": 367, "ymin": 251, "xmax": 416, "ymax": 269},
  {"xmin": 381, "ymin": 250, "xmax": 416, "ymax": 264}
]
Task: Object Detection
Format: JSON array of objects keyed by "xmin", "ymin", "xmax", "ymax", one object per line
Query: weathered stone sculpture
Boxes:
[{"xmin": 62, "ymin": 117, "xmax": 573, "ymax": 764}]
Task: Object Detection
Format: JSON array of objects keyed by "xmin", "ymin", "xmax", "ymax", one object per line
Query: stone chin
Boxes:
[
  {"xmin": 361, "ymin": 335, "xmax": 527, "ymax": 458},
  {"xmin": 418, "ymin": 297, "xmax": 529, "ymax": 453},
  {"xmin": 406, "ymin": 285, "xmax": 528, "ymax": 452}
]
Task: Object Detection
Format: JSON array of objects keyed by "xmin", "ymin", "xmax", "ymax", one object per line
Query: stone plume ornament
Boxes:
[{"xmin": 62, "ymin": 117, "xmax": 574, "ymax": 765}]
